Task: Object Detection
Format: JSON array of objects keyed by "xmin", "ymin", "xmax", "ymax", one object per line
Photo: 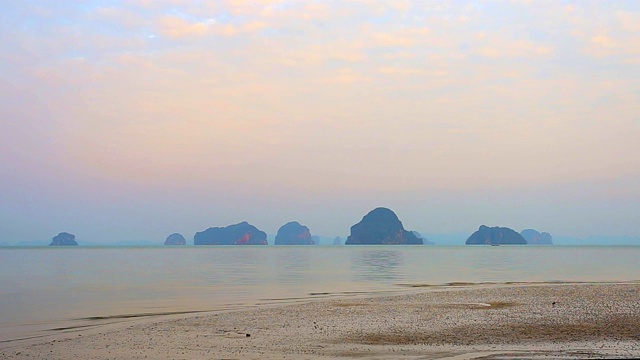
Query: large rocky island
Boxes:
[
  {"xmin": 164, "ymin": 233, "xmax": 186, "ymax": 245},
  {"xmin": 346, "ymin": 207, "xmax": 422, "ymax": 245},
  {"xmin": 520, "ymin": 228, "xmax": 553, "ymax": 245},
  {"xmin": 465, "ymin": 225, "xmax": 527, "ymax": 245},
  {"xmin": 194, "ymin": 222, "xmax": 268, "ymax": 245},
  {"xmin": 49, "ymin": 232, "xmax": 78, "ymax": 246},
  {"xmin": 275, "ymin": 222, "xmax": 315, "ymax": 245}
]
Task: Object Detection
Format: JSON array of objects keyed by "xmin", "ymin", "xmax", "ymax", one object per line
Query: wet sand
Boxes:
[{"xmin": 1, "ymin": 282, "xmax": 639, "ymax": 359}]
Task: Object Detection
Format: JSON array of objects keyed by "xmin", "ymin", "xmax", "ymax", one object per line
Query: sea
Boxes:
[{"xmin": 1, "ymin": 245, "xmax": 639, "ymax": 344}]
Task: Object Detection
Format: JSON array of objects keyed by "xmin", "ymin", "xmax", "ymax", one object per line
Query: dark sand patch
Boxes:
[{"xmin": 343, "ymin": 314, "xmax": 640, "ymax": 346}]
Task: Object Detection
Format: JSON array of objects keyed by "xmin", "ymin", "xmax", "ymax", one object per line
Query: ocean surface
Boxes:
[{"xmin": 1, "ymin": 245, "xmax": 639, "ymax": 344}]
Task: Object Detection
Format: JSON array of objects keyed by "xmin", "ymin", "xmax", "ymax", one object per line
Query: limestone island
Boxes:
[
  {"xmin": 520, "ymin": 228, "xmax": 553, "ymax": 245},
  {"xmin": 49, "ymin": 232, "xmax": 78, "ymax": 246},
  {"xmin": 275, "ymin": 221, "xmax": 315, "ymax": 245},
  {"xmin": 346, "ymin": 207, "xmax": 422, "ymax": 245},
  {"xmin": 194, "ymin": 221, "xmax": 268, "ymax": 245},
  {"xmin": 465, "ymin": 225, "xmax": 527, "ymax": 245},
  {"xmin": 164, "ymin": 233, "xmax": 186, "ymax": 245}
]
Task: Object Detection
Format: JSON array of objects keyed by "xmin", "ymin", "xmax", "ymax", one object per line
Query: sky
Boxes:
[{"xmin": 1, "ymin": 0, "xmax": 639, "ymax": 243}]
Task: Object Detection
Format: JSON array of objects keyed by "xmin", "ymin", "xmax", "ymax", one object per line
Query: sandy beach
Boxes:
[{"xmin": 1, "ymin": 282, "xmax": 639, "ymax": 359}]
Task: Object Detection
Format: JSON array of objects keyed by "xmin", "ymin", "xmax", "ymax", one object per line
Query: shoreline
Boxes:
[
  {"xmin": 0, "ymin": 281, "xmax": 626, "ymax": 345},
  {"xmin": 2, "ymin": 282, "xmax": 639, "ymax": 359}
]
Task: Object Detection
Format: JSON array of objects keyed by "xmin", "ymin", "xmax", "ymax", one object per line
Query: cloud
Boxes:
[
  {"xmin": 370, "ymin": 32, "xmax": 415, "ymax": 48},
  {"xmin": 617, "ymin": 10, "xmax": 640, "ymax": 33},
  {"xmin": 475, "ymin": 34, "xmax": 553, "ymax": 59},
  {"xmin": 278, "ymin": 41, "xmax": 367, "ymax": 66},
  {"xmin": 94, "ymin": 6, "xmax": 145, "ymax": 28},
  {"xmin": 377, "ymin": 66, "xmax": 424, "ymax": 75},
  {"xmin": 364, "ymin": 26, "xmax": 432, "ymax": 49},
  {"xmin": 319, "ymin": 68, "xmax": 372, "ymax": 84},
  {"xmin": 587, "ymin": 33, "xmax": 640, "ymax": 63},
  {"xmin": 157, "ymin": 15, "xmax": 209, "ymax": 38},
  {"xmin": 590, "ymin": 34, "xmax": 614, "ymax": 47},
  {"xmin": 156, "ymin": 14, "xmax": 269, "ymax": 39}
]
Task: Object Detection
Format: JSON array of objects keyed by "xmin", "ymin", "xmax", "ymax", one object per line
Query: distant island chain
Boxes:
[{"xmin": 47, "ymin": 207, "xmax": 552, "ymax": 247}]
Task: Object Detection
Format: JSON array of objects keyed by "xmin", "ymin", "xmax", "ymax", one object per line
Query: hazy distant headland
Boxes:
[
  {"xmin": 520, "ymin": 229, "xmax": 554, "ymax": 245},
  {"xmin": 412, "ymin": 231, "xmax": 435, "ymax": 245},
  {"xmin": 345, "ymin": 207, "xmax": 422, "ymax": 245}
]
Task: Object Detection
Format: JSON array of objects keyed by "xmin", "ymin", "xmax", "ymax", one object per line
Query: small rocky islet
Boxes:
[
  {"xmin": 275, "ymin": 221, "xmax": 315, "ymax": 245},
  {"xmin": 346, "ymin": 207, "xmax": 423, "ymax": 245},
  {"xmin": 164, "ymin": 233, "xmax": 186, "ymax": 245},
  {"xmin": 49, "ymin": 232, "xmax": 78, "ymax": 246},
  {"xmin": 465, "ymin": 225, "xmax": 527, "ymax": 245}
]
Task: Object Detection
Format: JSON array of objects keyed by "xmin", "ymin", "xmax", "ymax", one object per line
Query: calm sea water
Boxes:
[{"xmin": 1, "ymin": 245, "xmax": 639, "ymax": 343}]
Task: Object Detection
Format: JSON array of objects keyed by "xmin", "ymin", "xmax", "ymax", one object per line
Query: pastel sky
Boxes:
[{"xmin": 1, "ymin": 1, "xmax": 639, "ymax": 243}]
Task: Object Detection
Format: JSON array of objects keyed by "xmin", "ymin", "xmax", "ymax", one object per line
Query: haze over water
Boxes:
[{"xmin": 2, "ymin": 246, "xmax": 639, "ymax": 344}]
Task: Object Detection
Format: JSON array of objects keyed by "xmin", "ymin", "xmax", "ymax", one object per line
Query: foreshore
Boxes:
[{"xmin": 2, "ymin": 282, "xmax": 639, "ymax": 359}]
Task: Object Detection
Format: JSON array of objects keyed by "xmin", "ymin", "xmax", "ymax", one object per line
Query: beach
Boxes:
[{"xmin": 1, "ymin": 282, "xmax": 639, "ymax": 359}]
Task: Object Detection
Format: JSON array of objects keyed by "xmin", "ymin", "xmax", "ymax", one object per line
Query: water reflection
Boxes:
[
  {"xmin": 192, "ymin": 247, "xmax": 268, "ymax": 286},
  {"xmin": 474, "ymin": 248, "xmax": 517, "ymax": 270},
  {"xmin": 276, "ymin": 248, "xmax": 312, "ymax": 284},
  {"xmin": 351, "ymin": 249, "xmax": 404, "ymax": 283},
  {"xmin": 465, "ymin": 247, "xmax": 539, "ymax": 282}
]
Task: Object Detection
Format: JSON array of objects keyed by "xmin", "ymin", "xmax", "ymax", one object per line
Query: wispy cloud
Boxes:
[{"xmin": 157, "ymin": 15, "xmax": 209, "ymax": 38}]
